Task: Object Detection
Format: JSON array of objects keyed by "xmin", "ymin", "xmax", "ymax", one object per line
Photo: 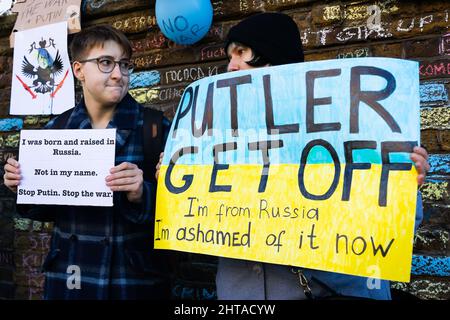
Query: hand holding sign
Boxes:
[
  {"xmin": 3, "ymin": 157, "xmax": 21, "ymax": 193},
  {"xmin": 106, "ymin": 162, "xmax": 144, "ymax": 204},
  {"xmin": 410, "ymin": 146, "xmax": 430, "ymax": 185}
]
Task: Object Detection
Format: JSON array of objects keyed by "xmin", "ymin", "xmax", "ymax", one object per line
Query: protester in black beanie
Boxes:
[
  {"xmin": 156, "ymin": 11, "xmax": 430, "ymax": 301},
  {"xmin": 225, "ymin": 12, "xmax": 304, "ymax": 67}
]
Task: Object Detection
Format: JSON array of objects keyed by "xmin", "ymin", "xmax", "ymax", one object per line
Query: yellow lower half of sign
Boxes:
[{"xmin": 155, "ymin": 164, "xmax": 417, "ymax": 282}]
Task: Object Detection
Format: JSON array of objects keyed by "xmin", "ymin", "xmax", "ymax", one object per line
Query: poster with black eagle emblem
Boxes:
[{"xmin": 10, "ymin": 21, "xmax": 74, "ymax": 115}]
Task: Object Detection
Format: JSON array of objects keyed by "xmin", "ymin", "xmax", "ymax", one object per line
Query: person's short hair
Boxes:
[
  {"xmin": 246, "ymin": 50, "xmax": 270, "ymax": 67},
  {"xmin": 228, "ymin": 41, "xmax": 270, "ymax": 67},
  {"xmin": 70, "ymin": 25, "xmax": 132, "ymax": 61}
]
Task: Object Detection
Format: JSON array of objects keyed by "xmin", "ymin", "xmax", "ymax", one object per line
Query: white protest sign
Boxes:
[{"xmin": 17, "ymin": 129, "xmax": 116, "ymax": 206}]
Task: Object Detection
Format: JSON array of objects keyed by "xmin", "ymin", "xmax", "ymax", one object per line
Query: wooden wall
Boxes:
[{"xmin": 0, "ymin": 0, "xmax": 449, "ymax": 299}]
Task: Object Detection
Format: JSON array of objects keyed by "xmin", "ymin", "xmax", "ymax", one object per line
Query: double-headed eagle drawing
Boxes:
[{"xmin": 16, "ymin": 38, "xmax": 69, "ymax": 99}]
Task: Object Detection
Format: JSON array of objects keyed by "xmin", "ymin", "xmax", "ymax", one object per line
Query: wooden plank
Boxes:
[
  {"xmin": 411, "ymin": 255, "xmax": 450, "ymax": 277},
  {"xmin": 159, "ymin": 61, "xmax": 226, "ymax": 86},
  {"xmin": 421, "ymin": 107, "xmax": 450, "ymax": 130},
  {"xmin": 404, "ymin": 37, "xmax": 442, "ymax": 58},
  {"xmin": 429, "ymin": 154, "xmax": 450, "ymax": 175},
  {"xmin": 212, "ymin": 0, "xmax": 313, "ymax": 21},
  {"xmin": 0, "ymin": 148, "xmax": 17, "ymax": 164},
  {"xmin": 391, "ymin": 276, "xmax": 450, "ymax": 300},
  {"xmin": 0, "ymin": 118, "xmax": 23, "ymax": 132},
  {"xmin": 0, "ymin": 198, "xmax": 15, "ymax": 217},
  {"xmin": 297, "ymin": 9, "xmax": 450, "ymax": 50},
  {"xmin": 129, "ymin": 70, "xmax": 161, "ymax": 89},
  {"xmin": 23, "ymin": 116, "xmax": 51, "ymax": 129},
  {"xmin": 415, "ymin": 225, "xmax": 449, "ymax": 255},
  {"xmin": 420, "ymin": 82, "xmax": 448, "ymax": 105},
  {"xmin": 420, "ymin": 179, "xmax": 450, "ymax": 203},
  {"xmin": 419, "ymin": 58, "xmax": 450, "ymax": 80},
  {"xmin": 421, "ymin": 129, "xmax": 450, "ymax": 153},
  {"xmin": 0, "ymin": 13, "xmax": 16, "ymax": 38},
  {"xmin": 0, "ymin": 87, "xmax": 11, "ymax": 117},
  {"xmin": 441, "ymin": 32, "xmax": 450, "ymax": 56},
  {"xmin": 82, "ymin": 0, "xmax": 151, "ymax": 19},
  {"xmin": 129, "ymin": 83, "xmax": 186, "ymax": 106},
  {"xmin": 0, "ymin": 249, "xmax": 14, "ymax": 267},
  {"xmin": 84, "ymin": 8, "xmax": 158, "ymax": 34},
  {"xmin": 0, "ymin": 132, "xmax": 19, "ymax": 148}
]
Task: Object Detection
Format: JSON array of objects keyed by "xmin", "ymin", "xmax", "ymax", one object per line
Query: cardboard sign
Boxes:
[
  {"xmin": 10, "ymin": 0, "xmax": 81, "ymax": 47},
  {"xmin": 17, "ymin": 129, "xmax": 116, "ymax": 206},
  {"xmin": 155, "ymin": 58, "xmax": 420, "ymax": 282},
  {"xmin": 10, "ymin": 21, "xmax": 74, "ymax": 115}
]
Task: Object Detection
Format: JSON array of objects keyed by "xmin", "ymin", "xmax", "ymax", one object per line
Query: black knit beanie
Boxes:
[{"xmin": 225, "ymin": 12, "xmax": 304, "ymax": 66}]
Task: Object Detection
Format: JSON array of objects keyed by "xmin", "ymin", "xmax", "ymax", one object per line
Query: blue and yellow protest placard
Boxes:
[{"xmin": 155, "ymin": 58, "xmax": 420, "ymax": 282}]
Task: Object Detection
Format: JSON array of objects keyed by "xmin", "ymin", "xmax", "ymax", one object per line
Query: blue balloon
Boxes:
[{"xmin": 156, "ymin": 0, "xmax": 213, "ymax": 45}]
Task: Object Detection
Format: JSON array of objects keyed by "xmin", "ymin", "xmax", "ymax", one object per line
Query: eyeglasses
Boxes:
[{"xmin": 78, "ymin": 56, "xmax": 134, "ymax": 76}]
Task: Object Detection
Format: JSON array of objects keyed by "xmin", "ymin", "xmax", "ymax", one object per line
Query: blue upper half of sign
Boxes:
[{"xmin": 163, "ymin": 58, "xmax": 420, "ymax": 166}]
